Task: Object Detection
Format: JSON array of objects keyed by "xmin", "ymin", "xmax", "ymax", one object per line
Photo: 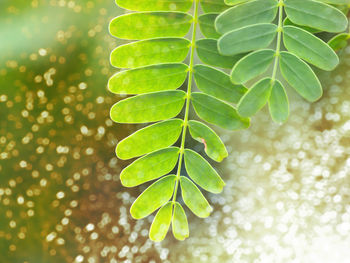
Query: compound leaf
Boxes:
[
  {"xmin": 109, "ymin": 12, "xmax": 193, "ymax": 40},
  {"xmin": 191, "ymin": 92, "xmax": 250, "ymax": 130},
  {"xmin": 283, "ymin": 26, "xmax": 339, "ymax": 71},
  {"xmin": 130, "ymin": 175, "xmax": 176, "ymax": 219},
  {"xmin": 108, "ymin": 63, "xmax": 188, "ymax": 95},
  {"xmin": 120, "ymin": 147, "xmax": 180, "ymax": 187},
  {"xmin": 116, "ymin": 119, "xmax": 183, "ymax": 159},
  {"xmin": 284, "ymin": 0, "xmax": 348, "ymax": 32},
  {"xmin": 268, "ymin": 80, "xmax": 289, "ymax": 123},
  {"xmin": 111, "ymin": 38, "xmax": 190, "ymax": 68},
  {"xmin": 110, "ymin": 90, "xmax": 186, "ymax": 123},
  {"xmin": 149, "ymin": 202, "xmax": 173, "ymax": 242},
  {"xmin": 180, "ymin": 176, "xmax": 213, "ymax": 218},
  {"xmin": 237, "ymin": 77, "xmax": 273, "ymax": 118},
  {"xmin": 231, "ymin": 49, "xmax": 275, "ymax": 84},
  {"xmin": 218, "ymin": 23, "xmax": 277, "ymax": 56},
  {"xmin": 184, "ymin": 149, "xmax": 225, "ymax": 193},
  {"xmin": 172, "ymin": 202, "xmax": 189, "ymax": 240},
  {"xmin": 215, "ymin": 0, "xmax": 278, "ymax": 34},
  {"xmin": 188, "ymin": 120, "xmax": 228, "ymax": 162},
  {"xmin": 193, "ymin": 64, "xmax": 247, "ymax": 103},
  {"xmin": 116, "ymin": 0, "xmax": 193, "ymax": 11},
  {"xmin": 279, "ymin": 51, "xmax": 322, "ymax": 102}
]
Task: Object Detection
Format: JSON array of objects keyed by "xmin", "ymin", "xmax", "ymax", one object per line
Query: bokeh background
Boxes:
[{"xmin": 1, "ymin": 1, "xmax": 350, "ymax": 263}]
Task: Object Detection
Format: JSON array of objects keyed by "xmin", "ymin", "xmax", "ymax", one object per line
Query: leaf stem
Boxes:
[
  {"xmin": 172, "ymin": 0, "xmax": 199, "ymax": 204},
  {"xmin": 271, "ymin": 0, "xmax": 284, "ymax": 81}
]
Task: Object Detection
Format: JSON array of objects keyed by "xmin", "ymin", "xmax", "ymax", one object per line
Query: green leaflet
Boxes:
[
  {"xmin": 149, "ymin": 202, "xmax": 173, "ymax": 242},
  {"xmin": 231, "ymin": 49, "xmax": 275, "ymax": 84},
  {"xmin": 196, "ymin": 39, "xmax": 244, "ymax": 68},
  {"xmin": 315, "ymin": 0, "xmax": 350, "ymax": 3},
  {"xmin": 116, "ymin": 119, "xmax": 183, "ymax": 159},
  {"xmin": 191, "ymin": 92, "xmax": 250, "ymax": 130},
  {"xmin": 215, "ymin": 0, "xmax": 278, "ymax": 34},
  {"xmin": 120, "ymin": 147, "xmax": 180, "ymax": 187},
  {"xmin": 116, "ymin": 0, "xmax": 193, "ymax": 11},
  {"xmin": 184, "ymin": 149, "xmax": 225, "ymax": 193},
  {"xmin": 328, "ymin": 33, "xmax": 350, "ymax": 52},
  {"xmin": 200, "ymin": 0, "xmax": 230, "ymax": 13},
  {"xmin": 279, "ymin": 51, "xmax": 322, "ymax": 102},
  {"xmin": 283, "ymin": 17, "xmax": 321, "ymax": 34},
  {"xmin": 198, "ymin": 13, "xmax": 222, "ymax": 39},
  {"xmin": 283, "ymin": 26, "xmax": 339, "ymax": 71},
  {"xmin": 180, "ymin": 176, "xmax": 213, "ymax": 218},
  {"xmin": 110, "ymin": 90, "xmax": 186, "ymax": 123},
  {"xmin": 188, "ymin": 120, "xmax": 228, "ymax": 162},
  {"xmin": 110, "ymin": 38, "xmax": 190, "ymax": 68},
  {"xmin": 109, "ymin": 12, "xmax": 192, "ymax": 40},
  {"xmin": 224, "ymin": 0, "xmax": 251, "ymax": 4},
  {"xmin": 108, "ymin": 63, "xmax": 188, "ymax": 95},
  {"xmin": 284, "ymin": 0, "xmax": 348, "ymax": 33},
  {"xmin": 218, "ymin": 23, "xmax": 278, "ymax": 56},
  {"xmin": 268, "ymin": 80, "xmax": 289, "ymax": 124},
  {"xmin": 130, "ymin": 175, "xmax": 176, "ymax": 219},
  {"xmin": 237, "ymin": 78, "xmax": 273, "ymax": 118},
  {"xmin": 193, "ymin": 64, "xmax": 247, "ymax": 103},
  {"xmin": 172, "ymin": 202, "xmax": 189, "ymax": 241}
]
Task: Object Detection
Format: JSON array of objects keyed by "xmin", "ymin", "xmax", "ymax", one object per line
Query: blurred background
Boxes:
[{"xmin": 1, "ymin": 1, "xmax": 350, "ymax": 263}]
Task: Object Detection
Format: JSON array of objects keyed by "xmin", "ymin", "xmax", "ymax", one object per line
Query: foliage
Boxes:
[
  {"xmin": 109, "ymin": 0, "xmax": 350, "ymax": 242},
  {"xmin": 216, "ymin": 0, "xmax": 349, "ymax": 123},
  {"xmin": 109, "ymin": 0, "xmax": 249, "ymax": 242}
]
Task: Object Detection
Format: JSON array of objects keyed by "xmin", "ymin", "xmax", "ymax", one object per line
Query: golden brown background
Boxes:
[{"xmin": 1, "ymin": 1, "xmax": 350, "ymax": 263}]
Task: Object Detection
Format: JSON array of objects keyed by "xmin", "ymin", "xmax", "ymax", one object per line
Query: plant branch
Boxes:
[
  {"xmin": 172, "ymin": 0, "xmax": 199, "ymax": 204},
  {"xmin": 271, "ymin": 0, "xmax": 284, "ymax": 81}
]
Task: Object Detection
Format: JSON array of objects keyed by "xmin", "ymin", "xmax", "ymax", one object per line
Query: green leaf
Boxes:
[
  {"xmin": 108, "ymin": 63, "xmax": 188, "ymax": 95},
  {"xmin": 283, "ymin": 17, "xmax": 321, "ymax": 34},
  {"xmin": 237, "ymin": 78, "xmax": 273, "ymax": 118},
  {"xmin": 283, "ymin": 26, "xmax": 339, "ymax": 71},
  {"xmin": 120, "ymin": 147, "xmax": 180, "ymax": 187},
  {"xmin": 279, "ymin": 51, "xmax": 322, "ymax": 102},
  {"xmin": 110, "ymin": 90, "xmax": 186, "ymax": 123},
  {"xmin": 110, "ymin": 38, "xmax": 190, "ymax": 68},
  {"xmin": 116, "ymin": 0, "xmax": 193, "ymax": 11},
  {"xmin": 268, "ymin": 80, "xmax": 289, "ymax": 123},
  {"xmin": 116, "ymin": 119, "xmax": 183, "ymax": 159},
  {"xmin": 130, "ymin": 175, "xmax": 176, "ymax": 219},
  {"xmin": 231, "ymin": 49, "xmax": 275, "ymax": 84},
  {"xmin": 172, "ymin": 202, "xmax": 189, "ymax": 241},
  {"xmin": 315, "ymin": 0, "xmax": 350, "ymax": 4},
  {"xmin": 328, "ymin": 33, "xmax": 350, "ymax": 52},
  {"xmin": 196, "ymin": 39, "xmax": 244, "ymax": 68},
  {"xmin": 218, "ymin": 23, "xmax": 277, "ymax": 56},
  {"xmin": 191, "ymin": 92, "xmax": 250, "ymax": 130},
  {"xmin": 215, "ymin": 0, "xmax": 278, "ymax": 34},
  {"xmin": 284, "ymin": 0, "xmax": 348, "ymax": 33},
  {"xmin": 188, "ymin": 120, "xmax": 228, "ymax": 162},
  {"xmin": 180, "ymin": 176, "xmax": 213, "ymax": 218},
  {"xmin": 149, "ymin": 202, "xmax": 173, "ymax": 242},
  {"xmin": 198, "ymin": 13, "xmax": 222, "ymax": 39},
  {"xmin": 184, "ymin": 149, "xmax": 225, "ymax": 193},
  {"xmin": 200, "ymin": 0, "xmax": 230, "ymax": 13},
  {"xmin": 110, "ymin": 12, "xmax": 193, "ymax": 40},
  {"xmin": 224, "ymin": 0, "xmax": 252, "ymax": 4},
  {"xmin": 193, "ymin": 64, "xmax": 247, "ymax": 103}
]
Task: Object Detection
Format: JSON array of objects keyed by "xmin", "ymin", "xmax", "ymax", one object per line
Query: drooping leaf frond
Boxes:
[
  {"xmin": 109, "ymin": 0, "xmax": 250, "ymax": 242},
  {"xmin": 215, "ymin": 0, "xmax": 348, "ymax": 123}
]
